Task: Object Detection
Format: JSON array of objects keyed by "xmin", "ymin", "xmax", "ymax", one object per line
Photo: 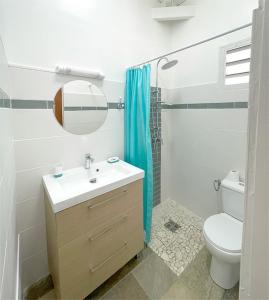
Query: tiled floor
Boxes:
[
  {"xmin": 39, "ymin": 200, "xmax": 239, "ymax": 300},
  {"xmin": 39, "ymin": 248, "xmax": 176, "ymax": 300},
  {"xmin": 149, "ymin": 199, "xmax": 204, "ymax": 276},
  {"xmin": 161, "ymin": 247, "xmax": 239, "ymax": 300}
]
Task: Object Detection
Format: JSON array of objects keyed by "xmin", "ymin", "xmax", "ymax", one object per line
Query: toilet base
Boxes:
[{"xmin": 210, "ymin": 256, "xmax": 240, "ymax": 289}]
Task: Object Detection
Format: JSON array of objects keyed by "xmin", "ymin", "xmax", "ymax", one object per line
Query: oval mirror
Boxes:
[{"xmin": 53, "ymin": 80, "xmax": 108, "ymax": 135}]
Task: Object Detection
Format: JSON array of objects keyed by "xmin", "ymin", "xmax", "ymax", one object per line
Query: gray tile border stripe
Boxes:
[
  {"xmin": 108, "ymin": 102, "xmax": 120, "ymax": 109},
  {"xmin": 188, "ymin": 103, "xmax": 206, "ymax": 109},
  {"xmin": 0, "ymin": 99, "xmax": 11, "ymax": 108},
  {"xmin": 11, "ymin": 99, "xmax": 48, "ymax": 109},
  {"xmin": 82, "ymin": 106, "xmax": 96, "ymax": 111},
  {"xmin": 10, "ymin": 100, "xmax": 121, "ymax": 110},
  {"xmin": 161, "ymin": 102, "xmax": 248, "ymax": 110},
  {"xmin": 8, "ymin": 99, "xmax": 248, "ymax": 110},
  {"xmin": 234, "ymin": 102, "xmax": 248, "ymax": 108},
  {"xmin": 64, "ymin": 107, "xmax": 84, "ymax": 111},
  {"xmin": 47, "ymin": 101, "xmax": 54, "ymax": 109},
  {"xmin": 4, "ymin": 99, "xmax": 11, "ymax": 108},
  {"xmin": 206, "ymin": 102, "xmax": 233, "ymax": 109}
]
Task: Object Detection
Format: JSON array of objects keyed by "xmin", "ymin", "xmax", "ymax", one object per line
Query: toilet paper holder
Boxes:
[{"xmin": 213, "ymin": 179, "xmax": 221, "ymax": 191}]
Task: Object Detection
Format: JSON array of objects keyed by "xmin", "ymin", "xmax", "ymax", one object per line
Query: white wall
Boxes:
[
  {"xmin": 161, "ymin": 0, "xmax": 257, "ymax": 218},
  {"xmin": 1, "ymin": 0, "xmax": 259, "ymax": 291},
  {"xmin": 166, "ymin": 0, "xmax": 258, "ymax": 88},
  {"xmin": 162, "ymin": 104, "xmax": 248, "ymax": 218},
  {"xmin": 171, "ymin": 0, "xmax": 258, "ymax": 48},
  {"xmin": 1, "ymin": 0, "xmax": 171, "ymax": 82},
  {"xmin": 0, "ymin": 0, "xmax": 173, "ymax": 291},
  {"xmin": 11, "ymin": 68, "xmax": 125, "ymax": 291},
  {"xmin": 0, "ymin": 37, "xmax": 17, "ymax": 300},
  {"xmin": 240, "ymin": 3, "xmax": 269, "ymax": 299}
]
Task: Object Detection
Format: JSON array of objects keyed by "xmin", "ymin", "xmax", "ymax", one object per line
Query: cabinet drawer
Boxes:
[
  {"xmin": 56, "ymin": 180, "xmax": 142, "ymax": 247},
  {"xmin": 59, "ymin": 228, "xmax": 143, "ymax": 300},
  {"xmin": 88, "ymin": 207, "xmax": 141, "ymax": 270},
  {"xmin": 84, "ymin": 182, "xmax": 141, "ymax": 234},
  {"xmin": 58, "ymin": 206, "xmax": 142, "ymax": 273}
]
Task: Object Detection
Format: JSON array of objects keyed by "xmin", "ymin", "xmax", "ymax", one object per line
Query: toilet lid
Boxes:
[{"xmin": 203, "ymin": 213, "xmax": 243, "ymax": 253}]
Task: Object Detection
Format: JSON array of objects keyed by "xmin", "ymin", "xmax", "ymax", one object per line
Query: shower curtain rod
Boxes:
[{"xmin": 130, "ymin": 23, "xmax": 252, "ymax": 68}]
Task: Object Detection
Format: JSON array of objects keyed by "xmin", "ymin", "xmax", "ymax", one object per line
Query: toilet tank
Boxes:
[{"xmin": 221, "ymin": 179, "xmax": 245, "ymax": 221}]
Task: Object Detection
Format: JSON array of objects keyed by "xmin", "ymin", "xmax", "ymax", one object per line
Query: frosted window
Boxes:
[{"xmin": 225, "ymin": 44, "xmax": 251, "ymax": 85}]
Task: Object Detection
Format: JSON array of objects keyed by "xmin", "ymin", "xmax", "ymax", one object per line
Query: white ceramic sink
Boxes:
[{"xmin": 43, "ymin": 160, "xmax": 144, "ymax": 212}]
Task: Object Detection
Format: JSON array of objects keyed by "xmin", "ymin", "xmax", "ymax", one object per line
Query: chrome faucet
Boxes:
[{"xmin": 85, "ymin": 153, "xmax": 94, "ymax": 169}]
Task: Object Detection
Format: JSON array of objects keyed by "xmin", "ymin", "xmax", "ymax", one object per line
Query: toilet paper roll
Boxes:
[{"xmin": 226, "ymin": 170, "xmax": 240, "ymax": 182}]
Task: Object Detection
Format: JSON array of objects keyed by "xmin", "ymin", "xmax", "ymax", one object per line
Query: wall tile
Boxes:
[
  {"xmin": 163, "ymin": 108, "xmax": 248, "ymax": 219},
  {"xmin": 16, "ymin": 166, "xmax": 53, "ymax": 203},
  {"xmin": 12, "ymin": 109, "xmax": 68, "ymax": 140},
  {"xmin": 166, "ymin": 83, "xmax": 249, "ymax": 104},
  {"xmin": 21, "ymin": 250, "xmax": 49, "ymax": 291},
  {"xmin": 16, "ymin": 197, "xmax": 45, "ymax": 233},
  {"xmin": 20, "ymin": 224, "xmax": 47, "ymax": 261},
  {"xmin": 150, "ymin": 87, "xmax": 161, "ymax": 207},
  {"xmin": 0, "ymin": 39, "xmax": 17, "ymax": 299},
  {"xmin": 14, "ymin": 129, "xmax": 123, "ymax": 172},
  {"xmin": 11, "ymin": 67, "xmax": 125, "ymax": 290}
]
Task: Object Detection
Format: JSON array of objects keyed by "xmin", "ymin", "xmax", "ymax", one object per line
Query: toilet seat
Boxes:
[{"xmin": 203, "ymin": 213, "xmax": 243, "ymax": 254}]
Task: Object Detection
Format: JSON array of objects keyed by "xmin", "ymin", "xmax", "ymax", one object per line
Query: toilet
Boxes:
[{"xmin": 203, "ymin": 172, "xmax": 245, "ymax": 289}]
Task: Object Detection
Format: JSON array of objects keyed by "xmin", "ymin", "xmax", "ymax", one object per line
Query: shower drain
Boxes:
[{"xmin": 164, "ymin": 219, "xmax": 181, "ymax": 233}]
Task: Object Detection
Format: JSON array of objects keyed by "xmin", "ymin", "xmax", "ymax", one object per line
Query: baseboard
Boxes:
[
  {"xmin": 24, "ymin": 275, "xmax": 53, "ymax": 300},
  {"xmin": 15, "ymin": 234, "xmax": 22, "ymax": 300}
]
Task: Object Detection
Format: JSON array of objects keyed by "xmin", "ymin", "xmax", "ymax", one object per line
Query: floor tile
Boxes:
[
  {"xmin": 149, "ymin": 199, "xmax": 204, "ymax": 276},
  {"xmin": 223, "ymin": 283, "xmax": 239, "ymax": 300},
  {"xmin": 32, "ymin": 199, "xmax": 240, "ymax": 300},
  {"xmin": 100, "ymin": 274, "xmax": 149, "ymax": 300},
  {"xmin": 161, "ymin": 247, "xmax": 225, "ymax": 300},
  {"xmin": 132, "ymin": 251, "xmax": 178, "ymax": 300},
  {"xmin": 87, "ymin": 248, "xmax": 153, "ymax": 300}
]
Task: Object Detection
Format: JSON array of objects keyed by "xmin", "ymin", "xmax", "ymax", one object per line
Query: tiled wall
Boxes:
[
  {"xmin": 9, "ymin": 66, "xmax": 125, "ymax": 291},
  {"xmin": 0, "ymin": 39, "xmax": 17, "ymax": 299},
  {"xmin": 150, "ymin": 87, "xmax": 161, "ymax": 207},
  {"xmin": 161, "ymin": 83, "xmax": 249, "ymax": 219}
]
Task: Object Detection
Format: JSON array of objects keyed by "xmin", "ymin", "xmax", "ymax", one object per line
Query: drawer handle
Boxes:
[
  {"xmin": 89, "ymin": 216, "xmax": 128, "ymax": 242},
  {"xmin": 87, "ymin": 190, "xmax": 128, "ymax": 209},
  {"xmin": 89, "ymin": 242, "xmax": 127, "ymax": 273}
]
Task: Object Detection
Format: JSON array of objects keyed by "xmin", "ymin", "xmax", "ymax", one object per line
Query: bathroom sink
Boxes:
[{"xmin": 43, "ymin": 160, "xmax": 144, "ymax": 212}]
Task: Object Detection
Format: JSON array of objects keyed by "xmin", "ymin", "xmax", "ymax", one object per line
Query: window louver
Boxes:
[{"xmin": 225, "ymin": 44, "xmax": 251, "ymax": 85}]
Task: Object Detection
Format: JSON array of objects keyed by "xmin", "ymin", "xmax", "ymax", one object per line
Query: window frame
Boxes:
[{"xmin": 219, "ymin": 39, "xmax": 251, "ymax": 89}]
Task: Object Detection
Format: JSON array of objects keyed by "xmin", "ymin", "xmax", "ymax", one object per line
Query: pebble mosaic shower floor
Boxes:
[{"xmin": 149, "ymin": 199, "xmax": 205, "ymax": 276}]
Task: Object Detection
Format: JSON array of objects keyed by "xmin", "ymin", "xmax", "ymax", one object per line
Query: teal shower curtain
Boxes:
[{"xmin": 124, "ymin": 65, "xmax": 153, "ymax": 244}]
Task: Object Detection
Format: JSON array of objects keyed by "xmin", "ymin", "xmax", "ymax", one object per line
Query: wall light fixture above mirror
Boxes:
[{"xmin": 53, "ymin": 80, "xmax": 108, "ymax": 135}]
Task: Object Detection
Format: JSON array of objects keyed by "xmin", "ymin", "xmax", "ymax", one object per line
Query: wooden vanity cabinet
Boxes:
[{"xmin": 45, "ymin": 179, "xmax": 144, "ymax": 300}]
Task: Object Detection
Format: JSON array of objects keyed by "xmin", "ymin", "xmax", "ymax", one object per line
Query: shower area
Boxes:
[
  {"xmin": 150, "ymin": 58, "xmax": 178, "ymax": 207},
  {"xmin": 145, "ymin": 22, "xmax": 251, "ymax": 286}
]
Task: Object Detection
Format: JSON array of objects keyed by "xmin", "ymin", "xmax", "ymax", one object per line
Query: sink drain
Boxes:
[{"xmin": 89, "ymin": 178, "xmax": 97, "ymax": 183}]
